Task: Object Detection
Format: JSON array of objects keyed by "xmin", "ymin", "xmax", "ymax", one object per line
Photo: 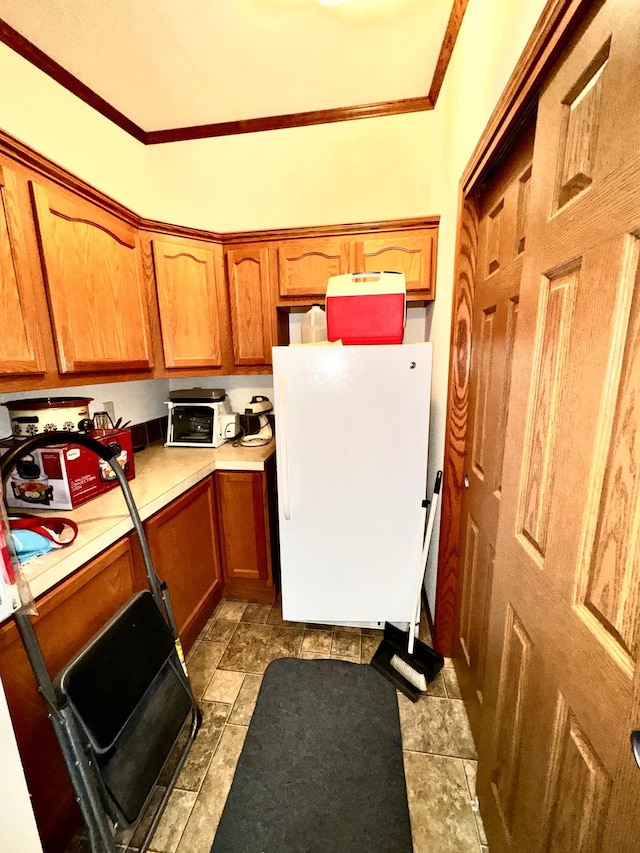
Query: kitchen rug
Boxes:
[{"xmin": 210, "ymin": 657, "xmax": 413, "ymax": 853}]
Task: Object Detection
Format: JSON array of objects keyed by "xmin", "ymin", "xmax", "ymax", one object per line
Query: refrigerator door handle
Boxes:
[{"xmin": 278, "ymin": 375, "xmax": 291, "ymax": 520}]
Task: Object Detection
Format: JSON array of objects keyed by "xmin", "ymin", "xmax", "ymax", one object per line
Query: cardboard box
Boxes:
[{"xmin": 4, "ymin": 429, "xmax": 135, "ymax": 512}]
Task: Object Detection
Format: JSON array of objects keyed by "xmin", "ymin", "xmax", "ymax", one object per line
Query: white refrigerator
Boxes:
[{"xmin": 272, "ymin": 343, "xmax": 432, "ymax": 626}]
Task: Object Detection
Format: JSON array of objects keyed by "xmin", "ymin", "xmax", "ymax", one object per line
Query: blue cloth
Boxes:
[{"xmin": 10, "ymin": 529, "xmax": 57, "ymax": 562}]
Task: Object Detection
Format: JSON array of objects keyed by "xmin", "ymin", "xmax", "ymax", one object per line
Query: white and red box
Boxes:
[
  {"xmin": 326, "ymin": 271, "xmax": 406, "ymax": 345},
  {"xmin": 4, "ymin": 428, "xmax": 135, "ymax": 512}
]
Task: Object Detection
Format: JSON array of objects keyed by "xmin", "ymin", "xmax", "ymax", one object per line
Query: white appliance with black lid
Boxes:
[{"xmin": 165, "ymin": 389, "xmax": 239, "ymax": 448}]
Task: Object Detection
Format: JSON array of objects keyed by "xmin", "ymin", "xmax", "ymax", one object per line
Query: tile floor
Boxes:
[{"xmin": 68, "ymin": 598, "xmax": 489, "ymax": 853}]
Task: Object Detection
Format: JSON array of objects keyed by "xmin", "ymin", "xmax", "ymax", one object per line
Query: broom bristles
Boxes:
[{"xmin": 390, "ymin": 654, "xmax": 427, "ymax": 692}]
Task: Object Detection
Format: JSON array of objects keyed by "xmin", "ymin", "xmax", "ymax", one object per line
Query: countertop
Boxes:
[{"xmin": 13, "ymin": 439, "xmax": 276, "ymax": 600}]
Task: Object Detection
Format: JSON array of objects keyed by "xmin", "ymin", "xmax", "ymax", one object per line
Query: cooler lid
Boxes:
[{"xmin": 326, "ymin": 271, "xmax": 406, "ymax": 297}]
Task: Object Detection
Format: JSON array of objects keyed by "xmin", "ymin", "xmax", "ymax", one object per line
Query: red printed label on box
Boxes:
[{"xmin": 40, "ymin": 451, "xmax": 64, "ymax": 480}]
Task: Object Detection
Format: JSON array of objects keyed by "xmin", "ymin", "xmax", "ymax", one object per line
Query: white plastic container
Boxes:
[{"xmin": 301, "ymin": 304, "xmax": 327, "ymax": 343}]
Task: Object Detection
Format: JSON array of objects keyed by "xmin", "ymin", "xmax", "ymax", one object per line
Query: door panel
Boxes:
[
  {"xmin": 582, "ymin": 246, "xmax": 640, "ymax": 656},
  {"xmin": 540, "ymin": 693, "xmax": 611, "ymax": 853},
  {"xmin": 490, "ymin": 605, "xmax": 532, "ymax": 841},
  {"xmin": 494, "ymin": 297, "xmax": 518, "ymax": 494},
  {"xmin": 478, "ymin": 2, "xmax": 640, "ymax": 850},
  {"xmin": 518, "ymin": 262, "xmax": 579, "ymax": 558}
]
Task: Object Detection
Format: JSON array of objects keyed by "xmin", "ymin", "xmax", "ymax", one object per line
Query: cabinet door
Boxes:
[
  {"xmin": 152, "ymin": 235, "xmax": 225, "ymax": 369},
  {"xmin": 277, "ymin": 236, "xmax": 350, "ymax": 298},
  {"xmin": 0, "ymin": 164, "xmax": 46, "ymax": 375},
  {"xmin": 354, "ymin": 227, "xmax": 437, "ymax": 297},
  {"xmin": 225, "ymin": 244, "xmax": 272, "ymax": 366},
  {"xmin": 216, "ymin": 470, "xmax": 275, "ymax": 602},
  {"xmin": 0, "ymin": 537, "xmax": 140, "ymax": 853},
  {"xmin": 144, "ymin": 478, "xmax": 222, "ymax": 651},
  {"xmin": 31, "ymin": 181, "xmax": 153, "ymax": 373}
]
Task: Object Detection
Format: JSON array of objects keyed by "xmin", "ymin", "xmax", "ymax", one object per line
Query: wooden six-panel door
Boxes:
[
  {"xmin": 477, "ymin": 1, "xmax": 640, "ymax": 850},
  {"xmin": 455, "ymin": 123, "xmax": 534, "ymax": 742}
]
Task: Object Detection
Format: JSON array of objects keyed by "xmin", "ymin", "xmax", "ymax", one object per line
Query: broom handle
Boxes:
[{"xmin": 408, "ymin": 471, "xmax": 442, "ymax": 655}]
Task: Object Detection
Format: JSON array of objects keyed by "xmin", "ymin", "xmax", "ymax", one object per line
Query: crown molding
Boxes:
[
  {"xmin": 146, "ymin": 97, "xmax": 432, "ymax": 144},
  {"xmin": 428, "ymin": 0, "xmax": 469, "ymax": 105},
  {"xmin": 0, "ymin": 21, "xmax": 147, "ymax": 143}
]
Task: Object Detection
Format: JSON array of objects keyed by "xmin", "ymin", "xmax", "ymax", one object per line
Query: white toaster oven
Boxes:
[{"xmin": 165, "ymin": 400, "xmax": 239, "ymax": 448}]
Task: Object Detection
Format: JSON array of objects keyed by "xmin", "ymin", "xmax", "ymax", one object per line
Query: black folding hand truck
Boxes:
[{"xmin": 1, "ymin": 431, "xmax": 202, "ymax": 853}]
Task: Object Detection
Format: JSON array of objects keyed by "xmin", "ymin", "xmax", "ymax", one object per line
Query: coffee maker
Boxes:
[{"xmin": 239, "ymin": 396, "xmax": 273, "ymax": 446}]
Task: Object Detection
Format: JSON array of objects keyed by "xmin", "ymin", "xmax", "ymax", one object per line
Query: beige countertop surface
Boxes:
[{"xmin": 14, "ymin": 439, "xmax": 276, "ymax": 600}]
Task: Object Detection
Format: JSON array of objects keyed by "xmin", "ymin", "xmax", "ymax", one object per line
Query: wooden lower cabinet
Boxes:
[
  {"xmin": 144, "ymin": 477, "xmax": 223, "ymax": 652},
  {"xmin": 0, "ymin": 536, "xmax": 143, "ymax": 853},
  {"xmin": 215, "ymin": 462, "xmax": 278, "ymax": 603}
]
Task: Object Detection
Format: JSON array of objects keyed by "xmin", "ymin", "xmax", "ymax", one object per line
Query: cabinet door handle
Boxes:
[
  {"xmin": 278, "ymin": 375, "xmax": 291, "ymax": 520},
  {"xmin": 631, "ymin": 731, "xmax": 640, "ymax": 769}
]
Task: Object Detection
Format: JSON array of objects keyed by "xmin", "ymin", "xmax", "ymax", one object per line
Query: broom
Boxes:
[{"xmin": 371, "ymin": 471, "xmax": 444, "ymax": 701}]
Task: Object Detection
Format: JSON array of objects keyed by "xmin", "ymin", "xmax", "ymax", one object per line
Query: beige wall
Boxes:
[
  {"xmin": 143, "ymin": 111, "xmax": 437, "ymax": 231},
  {"xmin": 0, "ymin": 0, "xmax": 549, "ymax": 613},
  {"xmin": 423, "ymin": 0, "xmax": 548, "ymax": 608}
]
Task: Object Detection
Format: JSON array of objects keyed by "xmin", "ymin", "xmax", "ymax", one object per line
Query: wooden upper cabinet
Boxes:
[
  {"xmin": 354, "ymin": 227, "xmax": 437, "ymax": 297},
  {"xmin": 277, "ymin": 236, "xmax": 350, "ymax": 297},
  {"xmin": 151, "ymin": 235, "xmax": 225, "ymax": 369},
  {"xmin": 225, "ymin": 243, "xmax": 272, "ymax": 366},
  {"xmin": 272, "ymin": 223, "xmax": 438, "ymax": 303},
  {"xmin": 0, "ymin": 164, "xmax": 46, "ymax": 375},
  {"xmin": 30, "ymin": 181, "xmax": 153, "ymax": 374}
]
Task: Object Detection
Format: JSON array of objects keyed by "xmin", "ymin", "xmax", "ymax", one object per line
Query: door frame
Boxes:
[{"xmin": 433, "ymin": 0, "xmax": 596, "ymax": 655}]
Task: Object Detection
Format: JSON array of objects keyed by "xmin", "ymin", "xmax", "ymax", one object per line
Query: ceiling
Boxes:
[{"xmin": 0, "ymin": 0, "xmax": 466, "ymax": 143}]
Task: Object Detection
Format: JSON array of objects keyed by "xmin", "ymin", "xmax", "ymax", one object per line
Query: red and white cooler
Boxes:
[{"xmin": 326, "ymin": 271, "xmax": 406, "ymax": 345}]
